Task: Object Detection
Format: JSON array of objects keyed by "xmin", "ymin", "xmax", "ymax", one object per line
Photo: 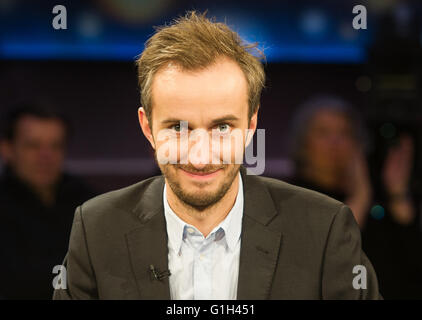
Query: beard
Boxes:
[{"xmin": 156, "ymin": 156, "xmax": 241, "ymax": 211}]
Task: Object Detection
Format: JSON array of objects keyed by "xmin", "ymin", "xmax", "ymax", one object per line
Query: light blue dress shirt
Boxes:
[{"xmin": 163, "ymin": 172, "xmax": 244, "ymax": 300}]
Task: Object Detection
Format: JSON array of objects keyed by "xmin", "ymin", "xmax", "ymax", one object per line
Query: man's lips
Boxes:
[{"xmin": 179, "ymin": 168, "xmax": 222, "ymax": 178}]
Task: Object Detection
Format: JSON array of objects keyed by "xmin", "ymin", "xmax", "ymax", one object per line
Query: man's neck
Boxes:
[
  {"xmin": 35, "ymin": 187, "xmax": 56, "ymax": 207},
  {"xmin": 166, "ymin": 174, "xmax": 240, "ymax": 238},
  {"xmin": 8, "ymin": 166, "xmax": 57, "ymax": 207}
]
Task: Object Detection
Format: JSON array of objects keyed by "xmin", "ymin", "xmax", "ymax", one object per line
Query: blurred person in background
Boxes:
[
  {"xmin": 288, "ymin": 95, "xmax": 372, "ymax": 228},
  {"xmin": 362, "ymin": 130, "xmax": 422, "ymax": 299},
  {"xmin": 0, "ymin": 103, "xmax": 95, "ymax": 299},
  {"xmin": 288, "ymin": 96, "xmax": 422, "ymax": 299}
]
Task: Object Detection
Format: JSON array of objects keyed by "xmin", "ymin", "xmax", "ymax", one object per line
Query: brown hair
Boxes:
[{"xmin": 135, "ymin": 10, "xmax": 266, "ymax": 124}]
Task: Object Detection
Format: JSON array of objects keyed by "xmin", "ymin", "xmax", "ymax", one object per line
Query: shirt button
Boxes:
[
  {"xmin": 187, "ymin": 227, "xmax": 194, "ymax": 234},
  {"xmin": 200, "ymin": 254, "xmax": 204, "ymax": 260}
]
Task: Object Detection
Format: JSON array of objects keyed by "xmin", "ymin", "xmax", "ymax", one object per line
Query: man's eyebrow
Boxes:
[
  {"xmin": 160, "ymin": 115, "xmax": 240, "ymax": 125},
  {"xmin": 210, "ymin": 115, "xmax": 240, "ymax": 125},
  {"xmin": 161, "ymin": 118, "xmax": 182, "ymax": 124}
]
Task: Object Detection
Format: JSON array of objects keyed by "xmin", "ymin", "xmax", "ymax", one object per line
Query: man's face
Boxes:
[
  {"xmin": 139, "ymin": 57, "xmax": 257, "ymax": 209},
  {"xmin": 304, "ymin": 110, "xmax": 356, "ymax": 172},
  {"xmin": 0, "ymin": 116, "xmax": 66, "ymax": 189}
]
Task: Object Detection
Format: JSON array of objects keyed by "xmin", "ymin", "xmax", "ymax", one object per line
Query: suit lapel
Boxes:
[
  {"xmin": 237, "ymin": 167, "xmax": 283, "ymax": 299},
  {"xmin": 125, "ymin": 176, "xmax": 171, "ymax": 299}
]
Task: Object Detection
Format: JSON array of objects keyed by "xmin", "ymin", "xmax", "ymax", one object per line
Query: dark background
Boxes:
[{"xmin": 1, "ymin": 0, "xmax": 421, "ymax": 194}]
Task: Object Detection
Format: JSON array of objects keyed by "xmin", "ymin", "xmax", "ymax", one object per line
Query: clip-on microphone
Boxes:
[{"xmin": 150, "ymin": 264, "xmax": 171, "ymax": 281}]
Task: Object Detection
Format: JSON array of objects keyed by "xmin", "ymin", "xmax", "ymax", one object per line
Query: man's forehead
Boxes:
[
  {"xmin": 14, "ymin": 116, "xmax": 65, "ymax": 138},
  {"xmin": 151, "ymin": 59, "xmax": 248, "ymax": 120},
  {"xmin": 17, "ymin": 116, "xmax": 62, "ymax": 129},
  {"xmin": 152, "ymin": 101, "xmax": 247, "ymax": 124},
  {"xmin": 152, "ymin": 59, "xmax": 247, "ymax": 97}
]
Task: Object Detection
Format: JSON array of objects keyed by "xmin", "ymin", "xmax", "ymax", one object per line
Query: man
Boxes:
[
  {"xmin": 0, "ymin": 104, "xmax": 95, "ymax": 299},
  {"xmin": 53, "ymin": 11, "xmax": 381, "ymax": 300}
]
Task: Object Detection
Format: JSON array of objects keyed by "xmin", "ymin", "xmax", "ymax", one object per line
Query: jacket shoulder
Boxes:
[
  {"xmin": 78, "ymin": 174, "xmax": 163, "ymax": 224},
  {"xmin": 250, "ymin": 174, "xmax": 351, "ymax": 260},
  {"xmin": 253, "ymin": 174, "xmax": 345, "ymax": 223}
]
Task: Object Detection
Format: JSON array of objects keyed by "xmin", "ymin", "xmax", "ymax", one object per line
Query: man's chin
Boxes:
[
  {"xmin": 167, "ymin": 177, "xmax": 228, "ymax": 209},
  {"xmin": 178, "ymin": 178, "xmax": 220, "ymax": 197},
  {"xmin": 180, "ymin": 192, "xmax": 221, "ymax": 209},
  {"xmin": 162, "ymin": 164, "xmax": 240, "ymax": 209}
]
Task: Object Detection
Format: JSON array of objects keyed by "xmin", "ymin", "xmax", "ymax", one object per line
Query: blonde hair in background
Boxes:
[{"xmin": 135, "ymin": 10, "xmax": 266, "ymax": 126}]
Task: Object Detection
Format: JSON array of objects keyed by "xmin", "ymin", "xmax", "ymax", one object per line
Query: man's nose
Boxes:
[
  {"xmin": 187, "ymin": 129, "xmax": 213, "ymax": 168},
  {"xmin": 38, "ymin": 145, "xmax": 59, "ymax": 160}
]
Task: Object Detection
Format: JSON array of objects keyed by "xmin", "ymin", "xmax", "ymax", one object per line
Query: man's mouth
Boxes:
[{"xmin": 179, "ymin": 168, "xmax": 222, "ymax": 179}]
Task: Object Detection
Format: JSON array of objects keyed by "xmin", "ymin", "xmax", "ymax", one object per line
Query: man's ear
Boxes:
[
  {"xmin": 138, "ymin": 107, "xmax": 156, "ymax": 150},
  {"xmin": 245, "ymin": 108, "xmax": 258, "ymax": 147}
]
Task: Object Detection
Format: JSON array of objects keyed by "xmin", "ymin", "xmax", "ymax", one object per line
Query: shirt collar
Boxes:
[
  {"xmin": 217, "ymin": 172, "xmax": 243, "ymax": 251},
  {"xmin": 163, "ymin": 171, "xmax": 244, "ymax": 253}
]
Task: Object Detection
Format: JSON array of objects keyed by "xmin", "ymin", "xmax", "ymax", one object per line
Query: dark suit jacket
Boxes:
[{"xmin": 53, "ymin": 166, "xmax": 381, "ymax": 300}]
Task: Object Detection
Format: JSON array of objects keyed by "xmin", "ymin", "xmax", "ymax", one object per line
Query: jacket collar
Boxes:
[{"xmin": 236, "ymin": 166, "xmax": 283, "ymax": 299}]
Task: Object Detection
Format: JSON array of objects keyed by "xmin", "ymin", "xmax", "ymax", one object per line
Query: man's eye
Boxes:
[
  {"xmin": 216, "ymin": 124, "xmax": 230, "ymax": 133},
  {"xmin": 170, "ymin": 124, "xmax": 181, "ymax": 132}
]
